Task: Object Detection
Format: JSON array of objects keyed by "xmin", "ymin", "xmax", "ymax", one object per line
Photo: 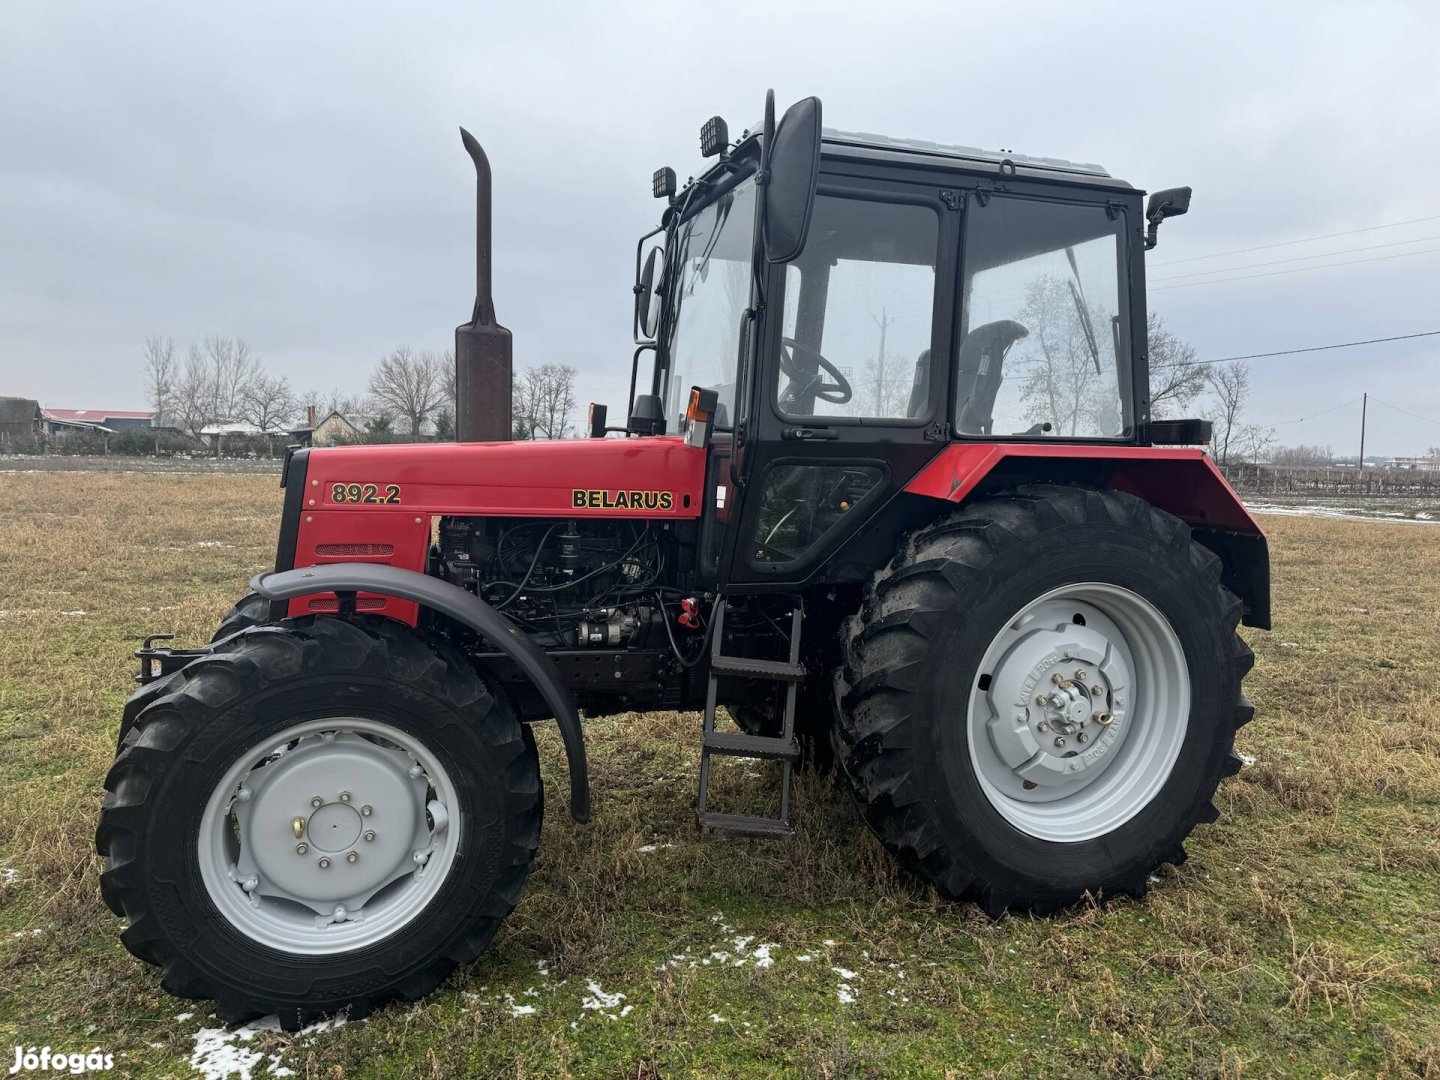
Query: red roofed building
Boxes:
[{"xmin": 42, "ymin": 408, "xmax": 157, "ymax": 436}]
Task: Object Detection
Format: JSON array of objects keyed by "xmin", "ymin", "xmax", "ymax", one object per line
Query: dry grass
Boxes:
[{"xmin": 1, "ymin": 471, "xmax": 1438, "ymax": 1078}]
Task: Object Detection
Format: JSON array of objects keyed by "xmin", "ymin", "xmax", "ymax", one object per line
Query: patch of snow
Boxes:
[
  {"xmin": 832, "ymin": 966, "xmax": 857, "ymax": 981},
  {"xmin": 1237, "ymin": 751, "xmax": 1257, "ymax": 767},
  {"xmin": 11, "ymin": 928, "xmax": 42, "ymax": 939},
  {"xmin": 175, "ymin": 1012, "xmax": 195, "ymax": 1021},
  {"xmin": 1280, "ymin": 642, "xmax": 1298, "ymax": 648},
  {"xmin": 195, "ymin": 541, "xmax": 227, "ymax": 548},
  {"xmin": 1250, "ymin": 503, "xmax": 1440, "ymax": 527},
  {"xmin": 537, "ymin": 959, "xmax": 550, "ymax": 976},
  {"xmin": 190, "ymin": 1017, "xmax": 281, "ymax": 1080},
  {"xmin": 795, "ymin": 953, "xmax": 814, "ymax": 962},
  {"xmin": 637, "ymin": 843, "xmax": 675, "ymax": 853},
  {"xmin": 581, "ymin": 980, "xmax": 626, "ymax": 1019},
  {"xmin": 822, "ymin": 939, "xmax": 836, "ymax": 947},
  {"xmin": 0, "ymin": 867, "xmax": 19, "ymax": 885},
  {"xmin": 710, "ymin": 1013, "xmax": 727, "ymax": 1023},
  {"xmin": 59, "ymin": 610, "xmax": 88, "ymax": 617},
  {"xmin": 837, "ymin": 985, "xmax": 857, "ymax": 1004}
]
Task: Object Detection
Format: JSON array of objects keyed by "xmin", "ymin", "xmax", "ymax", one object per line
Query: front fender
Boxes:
[{"xmin": 251, "ymin": 563, "xmax": 590, "ymax": 823}]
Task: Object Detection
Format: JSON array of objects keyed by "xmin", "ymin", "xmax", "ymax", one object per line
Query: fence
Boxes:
[{"xmin": 1221, "ymin": 463, "xmax": 1440, "ymax": 500}]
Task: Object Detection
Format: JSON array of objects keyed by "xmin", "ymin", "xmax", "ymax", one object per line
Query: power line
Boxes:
[
  {"xmin": 1150, "ymin": 233, "xmax": 1440, "ymax": 283},
  {"xmin": 1150, "ymin": 213, "xmax": 1440, "ymax": 267},
  {"xmin": 1150, "ymin": 244, "xmax": 1440, "ymax": 290},
  {"xmin": 1272, "ymin": 397, "xmax": 1363, "ymax": 425},
  {"xmin": 1368, "ymin": 396, "xmax": 1440, "ymax": 428},
  {"xmin": 1197, "ymin": 330, "xmax": 1440, "ymax": 365}
]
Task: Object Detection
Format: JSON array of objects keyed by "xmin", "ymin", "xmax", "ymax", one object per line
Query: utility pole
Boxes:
[
  {"xmin": 1358, "ymin": 392, "xmax": 1367, "ymax": 473},
  {"xmin": 871, "ymin": 308, "xmax": 896, "ymax": 414}
]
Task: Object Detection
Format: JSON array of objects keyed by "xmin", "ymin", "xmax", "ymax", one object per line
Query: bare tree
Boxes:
[
  {"xmin": 1205, "ymin": 360, "xmax": 1250, "ymax": 466},
  {"xmin": 1146, "ymin": 314, "xmax": 1207, "ymax": 419},
  {"xmin": 200, "ymin": 336, "xmax": 261, "ymax": 422},
  {"xmin": 1271, "ymin": 443, "xmax": 1335, "ymax": 467},
  {"xmin": 435, "ymin": 349, "xmax": 456, "ymax": 439},
  {"xmin": 1232, "ymin": 423, "xmax": 1277, "ymax": 465},
  {"xmin": 240, "ymin": 372, "xmax": 297, "ymax": 454},
  {"xmin": 513, "ymin": 363, "xmax": 578, "ymax": 439},
  {"xmin": 173, "ymin": 345, "xmax": 215, "ymax": 439},
  {"xmin": 368, "ymin": 347, "xmax": 442, "ymax": 436},
  {"xmin": 142, "ymin": 336, "xmax": 177, "ymax": 429}
]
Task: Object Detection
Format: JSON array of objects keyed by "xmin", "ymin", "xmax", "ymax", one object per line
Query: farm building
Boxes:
[
  {"xmin": 0, "ymin": 397, "xmax": 44, "ymax": 445},
  {"xmin": 43, "ymin": 408, "xmax": 156, "ymax": 435}
]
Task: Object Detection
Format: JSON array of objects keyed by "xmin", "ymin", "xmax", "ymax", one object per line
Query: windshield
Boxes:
[{"xmin": 661, "ymin": 178, "xmax": 756, "ymax": 433}]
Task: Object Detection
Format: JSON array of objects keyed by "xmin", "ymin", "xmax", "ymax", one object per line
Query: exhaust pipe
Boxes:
[{"xmin": 455, "ymin": 127, "xmax": 513, "ymax": 442}]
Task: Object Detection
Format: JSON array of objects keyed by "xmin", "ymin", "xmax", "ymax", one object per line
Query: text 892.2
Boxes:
[{"xmin": 330, "ymin": 483, "xmax": 402, "ymax": 505}]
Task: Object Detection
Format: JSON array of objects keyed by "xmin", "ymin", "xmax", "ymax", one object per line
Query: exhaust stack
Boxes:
[{"xmin": 455, "ymin": 127, "xmax": 513, "ymax": 442}]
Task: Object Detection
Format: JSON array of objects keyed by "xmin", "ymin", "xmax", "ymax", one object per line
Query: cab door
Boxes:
[{"xmin": 719, "ymin": 176, "xmax": 958, "ymax": 588}]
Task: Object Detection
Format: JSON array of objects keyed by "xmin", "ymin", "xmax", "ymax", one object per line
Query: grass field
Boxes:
[{"xmin": 1, "ymin": 470, "xmax": 1437, "ymax": 1079}]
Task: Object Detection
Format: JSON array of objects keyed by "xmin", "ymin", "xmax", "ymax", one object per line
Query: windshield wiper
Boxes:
[
  {"xmin": 1065, "ymin": 247, "xmax": 1103, "ymax": 376},
  {"xmin": 683, "ymin": 193, "xmax": 735, "ymax": 297}
]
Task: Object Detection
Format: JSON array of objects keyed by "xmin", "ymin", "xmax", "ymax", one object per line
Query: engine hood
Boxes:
[{"xmin": 300, "ymin": 435, "xmax": 707, "ymax": 519}]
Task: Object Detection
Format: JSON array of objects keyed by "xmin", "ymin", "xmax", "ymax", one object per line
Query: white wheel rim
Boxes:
[
  {"xmin": 197, "ymin": 716, "xmax": 461, "ymax": 954},
  {"xmin": 966, "ymin": 583, "xmax": 1190, "ymax": 842}
]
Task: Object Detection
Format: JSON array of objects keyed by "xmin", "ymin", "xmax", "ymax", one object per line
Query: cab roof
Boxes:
[{"xmin": 819, "ymin": 127, "xmax": 1133, "ymax": 190}]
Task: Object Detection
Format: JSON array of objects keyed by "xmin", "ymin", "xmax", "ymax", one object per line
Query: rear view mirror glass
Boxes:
[
  {"xmin": 636, "ymin": 245, "xmax": 666, "ymax": 340},
  {"xmin": 764, "ymin": 96, "xmax": 823, "ymax": 264}
]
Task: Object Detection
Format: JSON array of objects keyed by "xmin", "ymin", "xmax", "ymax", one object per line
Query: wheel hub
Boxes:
[
  {"xmin": 984, "ymin": 616, "xmax": 1132, "ymax": 789},
  {"xmin": 225, "ymin": 729, "xmax": 445, "ymax": 925}
]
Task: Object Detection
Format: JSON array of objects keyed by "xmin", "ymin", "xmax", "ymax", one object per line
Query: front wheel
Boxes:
[
  {"xmin": 835, "ymin": 485, "xmax": 1253, "ymax": 915},
  {"xmin": 97, "ymin": 617, "xmax": 541, "ymax": 1027}
]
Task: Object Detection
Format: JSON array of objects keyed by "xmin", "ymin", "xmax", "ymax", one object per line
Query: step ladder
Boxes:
[{"xmin": 696, "ymin": 598, "xmax": 804, "ymax": 838}]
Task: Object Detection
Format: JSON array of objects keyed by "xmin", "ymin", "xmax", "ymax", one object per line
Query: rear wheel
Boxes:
[
  {"xmin": 97, "ymin": 617, "xmax": 541, "ymax": 1027},
  {"xmin": 835, "ymin": 485, "xmax": 1253, "ymax": 915}
]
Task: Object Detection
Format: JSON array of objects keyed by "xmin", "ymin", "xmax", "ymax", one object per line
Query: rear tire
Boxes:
[
  {"xmin": 97, "ymin": 617, "xmax": 542, "ymax": 1028},
  {"xmin": 834, "ymin": 485, "xmax": 1253, "ymax": 915}
]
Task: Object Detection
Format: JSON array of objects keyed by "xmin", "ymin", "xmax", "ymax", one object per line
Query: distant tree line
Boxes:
[{"xmin": 138, "ymin": 336, "xmax": 580, "ymax": 448}]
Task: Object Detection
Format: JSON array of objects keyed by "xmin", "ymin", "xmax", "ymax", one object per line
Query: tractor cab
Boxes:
[{"xmin": 625, "ymin": 96, "xmax": 1190, "ymax": 588}]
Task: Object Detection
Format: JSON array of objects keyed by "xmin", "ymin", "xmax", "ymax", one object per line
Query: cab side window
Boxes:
[
  {"xmin": 776, "ymin": 194, "xmax": 940, "ymax": 421},
  {"xmin": 957, "ymin": 197, "xmax": 1129, "ymax": 438}
]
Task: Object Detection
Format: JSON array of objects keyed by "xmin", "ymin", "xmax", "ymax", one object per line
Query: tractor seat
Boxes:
[{"xmin": 954, "ymin": 320, "xmax": 1029, "ymax": 435}]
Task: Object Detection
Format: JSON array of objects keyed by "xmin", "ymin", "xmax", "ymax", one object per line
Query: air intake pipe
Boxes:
[{"xmin": 455, "ymin": 128, "xmax": 513, "ymax": 442}]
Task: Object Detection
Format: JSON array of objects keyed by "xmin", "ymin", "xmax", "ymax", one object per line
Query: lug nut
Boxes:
[
  {"xmin": 1053, "ymin": 736, "xmax": 1066, "ymax": 748},
  {"xmin": 1077, "ymin": 732, "xmax": 1089, "ymax": 744},
  {"xmin": 364, "ymin": 830, "xmax": 375, "ymax": 842},
  {"xmin": 1074, "ymin": 669, "xmax": 1086, "ymax": 680},
  {"xmin": 361, "ymin": 805, "xmax": 373, "ymax": 817},
  {"xmin": 346, "ymin": 851, "xmax": 358, "ymax": 863},
  {"xmin": 339, "ymin": 791, "xmax": 351, "ymax": 803},
  {"xmin": 296, "ymin": 843, "xmax": 308, "ymax": 855},
  {"xmin": 318, "ymin": 857, "xmax": 331, "ymax": 869},
  {"xmin": 1035, "ymin": 695, "xmax": 1047, "ymax": 706},
  {"xmin": 1037, "ymin": 721, "xmax": 1050, "ymax": 733},
  {"xmin": 1092, "ymin": 684, "xmax": 1104, "ymax": 697},
  {"xmin": 311, "ymin": 796, "xmax": 324, "ymax": 808},
  {"xmin": 1051, "ymin": 673, "xmax": 1064, "ymax": 685}
]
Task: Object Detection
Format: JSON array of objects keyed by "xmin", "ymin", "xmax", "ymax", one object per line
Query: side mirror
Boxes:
[
  {"xmin": 587, "ymin": 403, "xmax": 608, "ymax": 439},
  {"xmin": 763, "ymin": 95, "xmax": 823, "ymax": 264},
  {"xmin": 634, "ymin": 245, "xmax": 666, "ymax": 340},
  {"xmin": 1144, "ymin": 186, "xmax": 1192, "ymax": 250}
]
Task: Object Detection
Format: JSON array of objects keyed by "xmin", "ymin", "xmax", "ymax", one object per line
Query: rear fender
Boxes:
[
  {"xmin": 904, "ymin": 444, "xmax": 1271, "ymax": 629},
  {"xmin": 251, "ymin": 563, "xmax": 591, "ymax": 823}
]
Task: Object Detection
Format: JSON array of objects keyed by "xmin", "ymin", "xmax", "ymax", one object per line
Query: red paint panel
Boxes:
[
  {"xmin": 298, "ymin": 437, "xmax": 706, "ymax": 518},
  {"xmin": 904, "ymin": 443, "xmax": 1261, "ymax": 534},
  {"xmin": 285, "ymin": 510, "xmax": 431, "ymax": 623}
]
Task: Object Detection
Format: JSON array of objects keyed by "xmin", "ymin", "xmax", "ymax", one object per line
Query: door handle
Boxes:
[{"xmin": 781, "ymin": 427, "xmax": 838, "ymax": 441}]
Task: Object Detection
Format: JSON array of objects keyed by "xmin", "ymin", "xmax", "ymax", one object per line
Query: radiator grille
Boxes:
[
  {"xmin": 307, "ymin": 597, "xmax": 387, "ymax": 612},
  {"xmin": 314, "ymin": 543, "xmax": 395, "ymax": 557}
]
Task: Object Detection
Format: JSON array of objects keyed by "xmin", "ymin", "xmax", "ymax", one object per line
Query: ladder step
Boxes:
[
  {"xmin": 710, "ymin": 655, "xmax": 805, "ymax": 682},
  {"xmin": 703, "ymin": 731, "xmax": 801, "ymax": 761},
  {"xmin": 697, "ymin": 812, "xmax": 794, "ymax": 838}
]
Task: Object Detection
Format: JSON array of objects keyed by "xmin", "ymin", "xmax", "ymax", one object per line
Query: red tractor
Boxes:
[{"xmin": 98, "ymin": 93, "xmax": 1267, "ymax": 1027}]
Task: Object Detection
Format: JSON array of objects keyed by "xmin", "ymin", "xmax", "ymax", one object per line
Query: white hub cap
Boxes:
[
  {"xmin": 198, "ymin": 717, "xmax": 460, "ymax": 953},
  {"xmin": 967, "ymin": 583, "xmax": 1190, "ymax": 842}
]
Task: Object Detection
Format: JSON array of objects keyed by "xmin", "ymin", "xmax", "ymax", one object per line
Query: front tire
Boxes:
[
  {"xmin": 835, "ymin": 485, "xmax": 1253, "ymax": 915},
  {"xmin": 97, "ymin": 617, "xmax": 542, "ymax": 1027}
]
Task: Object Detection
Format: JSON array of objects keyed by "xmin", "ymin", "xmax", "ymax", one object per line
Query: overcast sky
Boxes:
[{"xmin": 2, "ymin": 0, "xmax": 1437, "ymax": 455}]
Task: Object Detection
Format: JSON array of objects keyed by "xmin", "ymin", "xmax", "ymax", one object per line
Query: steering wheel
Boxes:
[{"xmin": 779, "ymin": 337, "xmax": 852, "ymax": 407}]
